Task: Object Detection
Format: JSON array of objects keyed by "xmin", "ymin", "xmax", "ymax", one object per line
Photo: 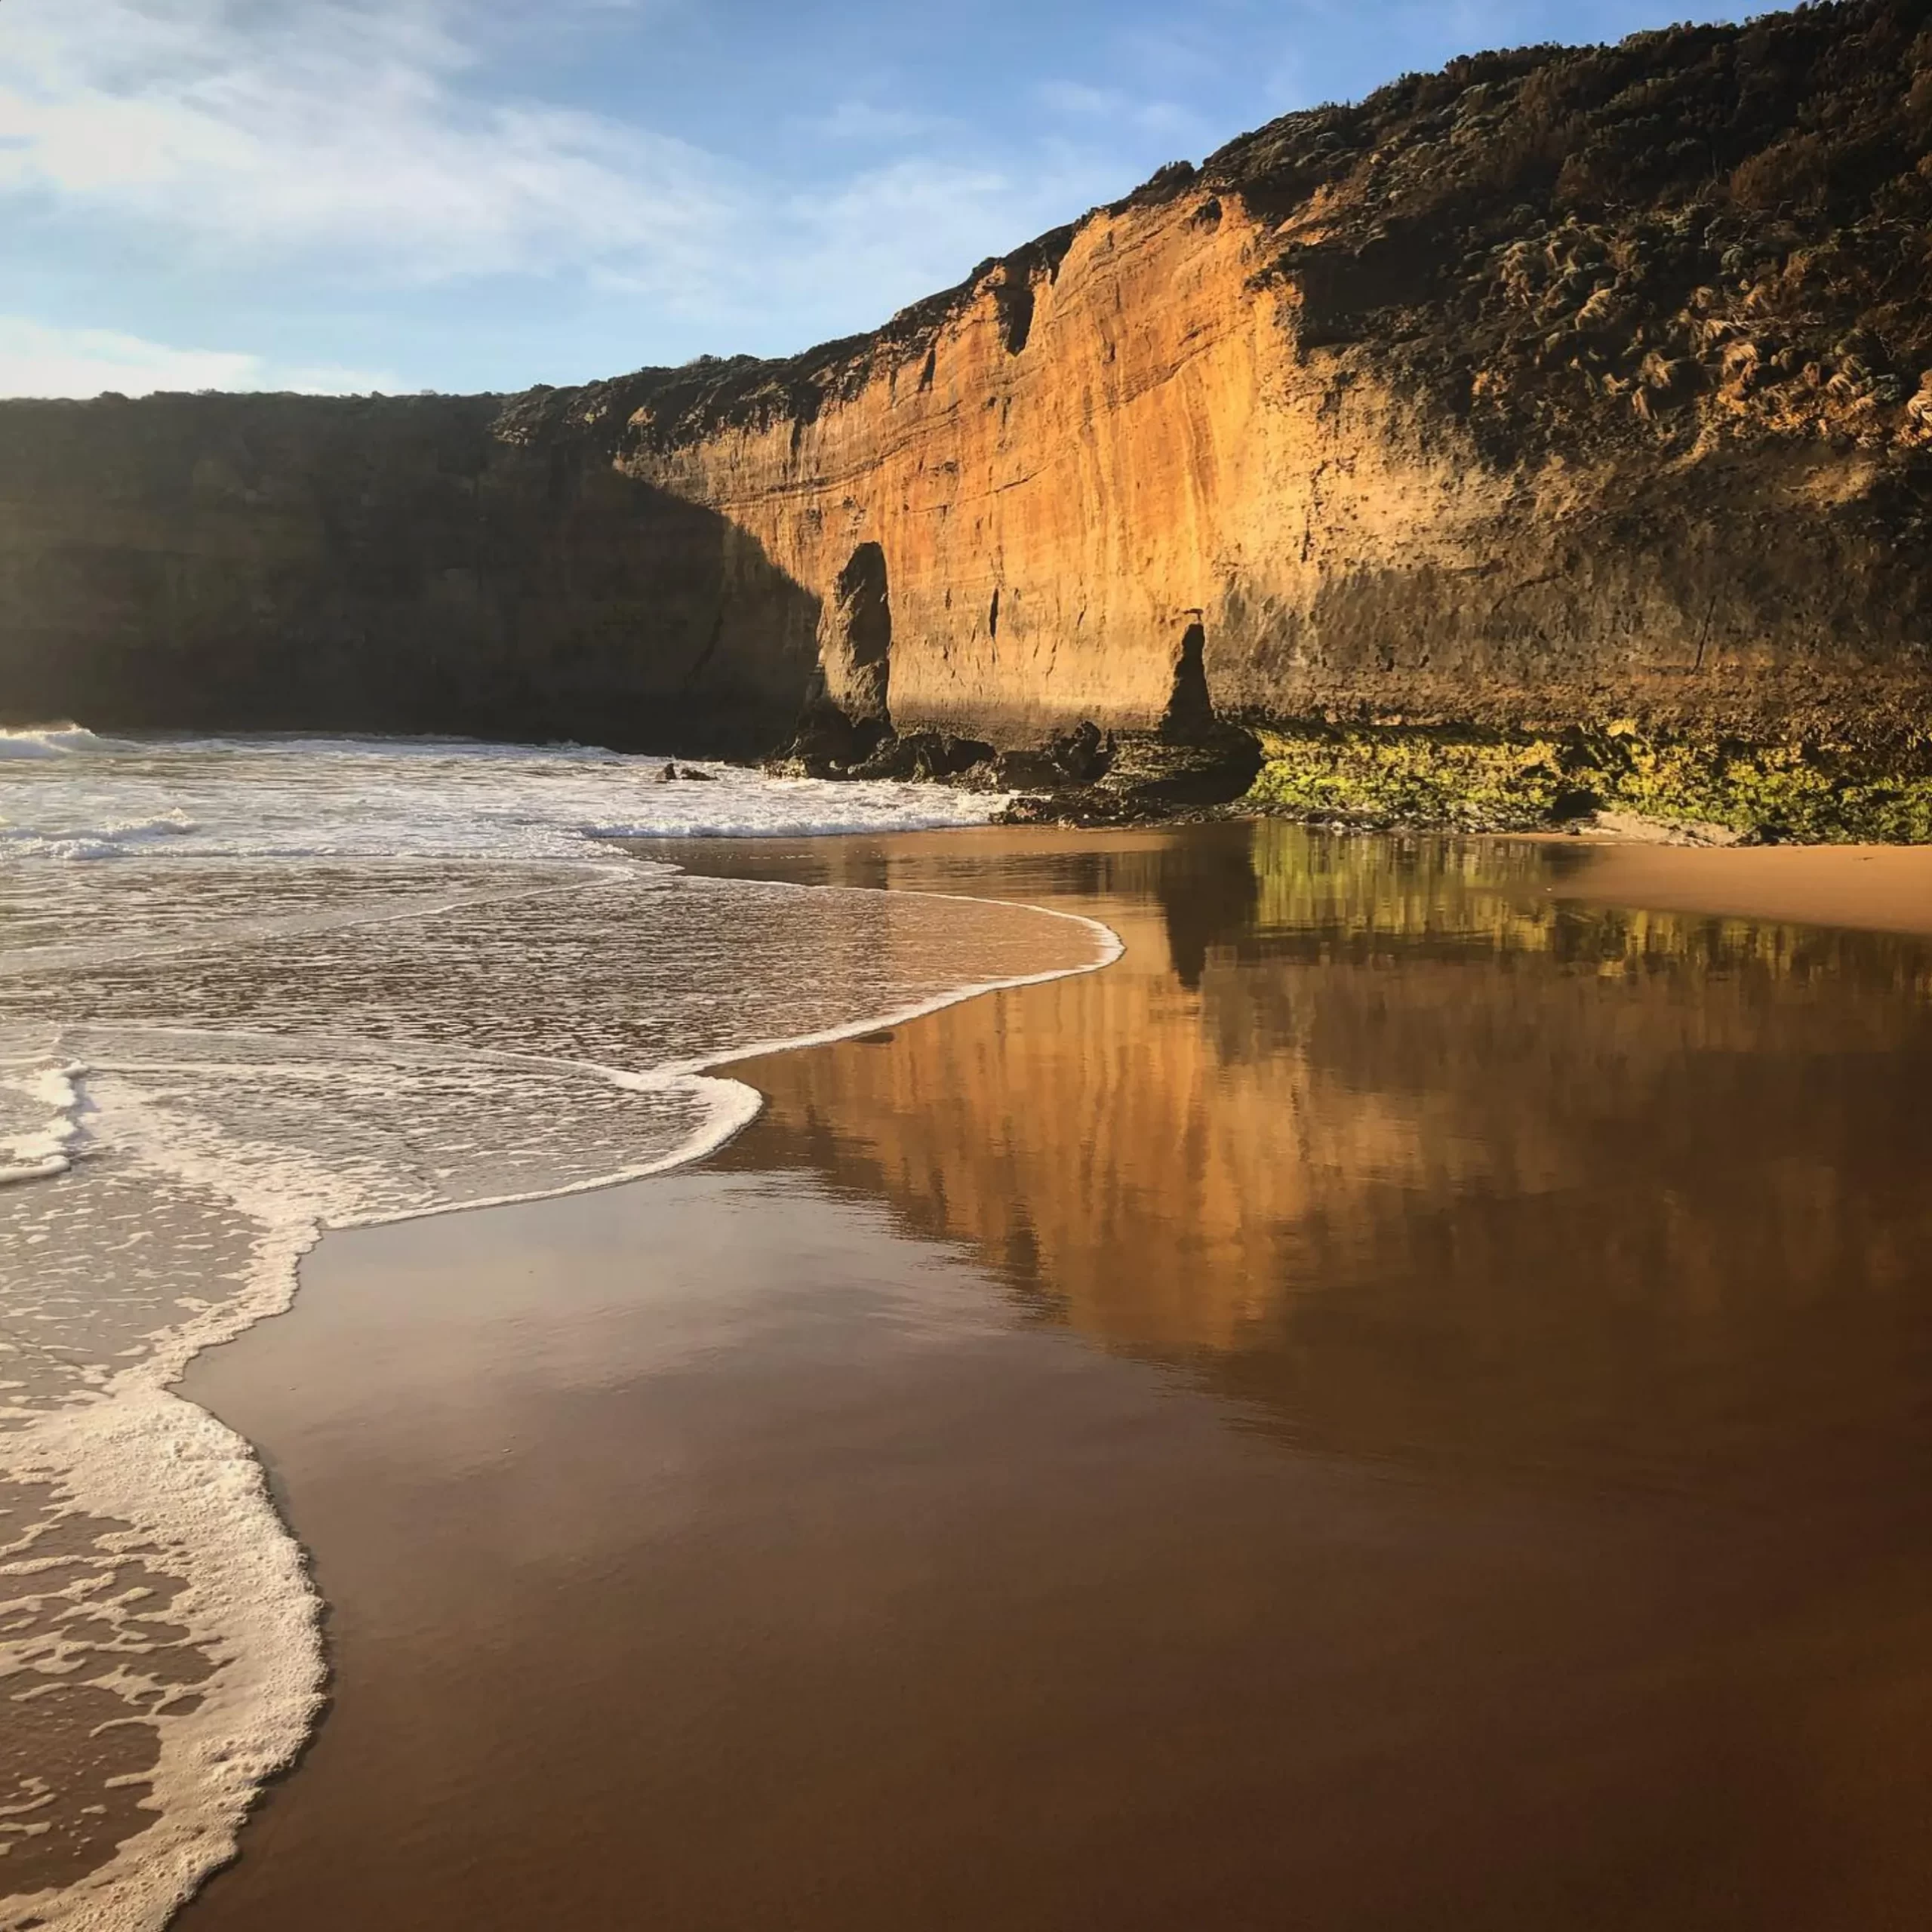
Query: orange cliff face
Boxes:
[
  {"xmin": 626, "ymin": 194, "xmax": 1326, "ymax": 743},
  {"xmin": 561, "ymin": 183, "xmax": 1547, "ymax": 749},
  {"xmin": 527, "ymin": 161, "xmax": 1932, "ymax": 749},
  {"xmin": 506, "ymin": 4, "xmax": 1932, "ymax": 752}
]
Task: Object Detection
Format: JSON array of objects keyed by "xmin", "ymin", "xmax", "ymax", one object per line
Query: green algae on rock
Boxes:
[{"xmin": 1246, "ymin": 724, "xmax": 1932, "ymax": 844}]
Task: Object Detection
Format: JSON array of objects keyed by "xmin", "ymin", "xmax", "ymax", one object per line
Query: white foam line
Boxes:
[
  {"xmin": 0, "ymin": 1152, "xmax": 72, "ymax": 1185},
  {"xmin": 2, "ymin": 1216, "xmax": 326, "ymax": 1932},
  {"xmin": 3, "ymin": 1392, "xmax": 324, "ymax": 1932},
  {"xmin": 339, "ymin": 893, "xmax": 1124, "ymax": 1231},
  {"xmin": 60, "ymin": 882, "xmax": 1124, "ymax": 1251},
  {"xmin": 664, "ymin": 889, "xmax": 1124, "ymax": 1081}
]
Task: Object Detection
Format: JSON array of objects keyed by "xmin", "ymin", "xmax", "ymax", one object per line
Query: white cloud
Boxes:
[
  {"xmin": 0, "ymin": 317, "xmax": 398, "ymax": 398},
  {"xmin": 1115, "ymin": 23, "xmax": 1230, "ymax": 89},
  {"xmin": 1036, "ymin": 81, "xmax": 1118, "ymax": 118},
  {"xmin": 804, "ymin": 99, "xmax": 952, "ymax": 144},
  {"xmin": 1035, "ymin": 79, "xmax": 1203, "ymax": 142},
  {"xmin": 0, "ymin": 0, "xmax": 732, "ymax": 287},
  {"xmin": 793, "ymin": 148, "xmax": 1115, "ymax": 297},
  {"xmin": 0, "ymin": 0, "xmax": 1174, "ymax": 376}
]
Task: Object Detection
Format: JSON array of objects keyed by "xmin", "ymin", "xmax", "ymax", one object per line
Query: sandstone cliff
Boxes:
[{"xmin": 6, "ymin": 1, "xmax": 1932, "ymax": 788}]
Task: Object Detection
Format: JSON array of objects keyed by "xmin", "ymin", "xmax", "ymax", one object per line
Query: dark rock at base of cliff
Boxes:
[
  {"xmin": 998, "ymin": 725, "xmax": 1263, "ymax": 824},
  {"xmin": 770, "ymin": 709, "xmax": 1126, "ymax": 790},
  {"xmin": 1100, "ymin": 728, "xmax": 1263, "ymax": 804},
  {"xmin": 848, "ymin": 731, "xmax": 995, "ymax": 782},
  {"xmin": 765, "ymin": 703, "xmax": 892, "ymax": 777},
  {"xmin": 992, "ymin": 721, "xmax": 1115, "ymax": 789},
  {"xmin": 1054, "ymin": 722, "xmax": 1115, "ymax": 783},
  {"xmin": 990, "ymin": 748, "xmax": 1066, "ymax": 790},
  {"xmin": 764, "ymin": 703, "xmax": 997, "ymax": 782}
]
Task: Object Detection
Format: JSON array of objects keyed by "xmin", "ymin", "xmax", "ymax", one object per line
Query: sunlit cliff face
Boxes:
[
  {"xmin": 715, "ymin": 823, "xmax": 1932, "ymax": 1487},
  {"xmin": 612, "ymin": 168, "xmax": 1932, "ymax": 752}
]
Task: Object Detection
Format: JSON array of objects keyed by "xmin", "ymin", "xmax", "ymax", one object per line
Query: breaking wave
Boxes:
[{"xmin": 0, "ymin": 725, "xmax": 122, "ymax": 761}]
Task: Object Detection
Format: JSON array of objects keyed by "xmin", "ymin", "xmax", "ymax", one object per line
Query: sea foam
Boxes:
[
  {"xmin": 0, "ymin": 1061, "xmax": 86, "ymax": 1183},
  {"xmin": 0, "ymin": 734, "xmax": 1117, "ymax": 1930}
]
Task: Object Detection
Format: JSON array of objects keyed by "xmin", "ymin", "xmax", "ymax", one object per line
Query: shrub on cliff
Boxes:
[{"xmin": 1204, "ymin": 0, "xmax": 1932, "ymax": 460}]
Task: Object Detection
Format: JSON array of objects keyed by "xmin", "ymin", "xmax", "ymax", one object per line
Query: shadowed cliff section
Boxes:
[{"xmin": 0, "ymin": 391, "xmax": 820, "ymax": 752}]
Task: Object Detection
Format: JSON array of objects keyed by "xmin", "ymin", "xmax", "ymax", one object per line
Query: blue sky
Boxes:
[{"xmin": 0, "ymin": 0, "xmax": 1746, "ymax": 398}]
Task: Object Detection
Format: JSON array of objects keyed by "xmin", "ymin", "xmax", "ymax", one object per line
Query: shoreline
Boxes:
[
  {"xmin": 1515, "ymin": 835, "xmax": 1932, "ymax": 940},
  {"xmin": 680, "ymin": 808, "xmax": 1932, "ymax": 940},
  {"xmin": 986, "ymin": 804, "xmax": 1932, "ymax": 940},
  {"xmin": 831, "ymin": 715, "xmax": 1932, "ymax": 849}
]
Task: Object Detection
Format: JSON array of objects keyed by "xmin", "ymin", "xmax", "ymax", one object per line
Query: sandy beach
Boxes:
[
  {"xmin": 1540, "ymin": 838, "xmax": 1932, "ymax": 940},
  {"xmin": 142, "ymin": 822, "xmax": 1932, "ymax": 1930}
]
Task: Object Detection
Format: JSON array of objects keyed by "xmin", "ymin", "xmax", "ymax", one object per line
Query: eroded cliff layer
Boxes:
[{"xmin": 6, "ymin": 1, "xmax": 1932, "ymax": 771}]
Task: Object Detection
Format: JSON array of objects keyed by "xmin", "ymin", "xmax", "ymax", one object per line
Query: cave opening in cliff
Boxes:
[
  {"xmin": 826, "ymin": 540, "xmax": 892, "ymax": 723},
  {"xmin": 1161, "ymin": 621, "xmax": 1215, "ymax": 741}
]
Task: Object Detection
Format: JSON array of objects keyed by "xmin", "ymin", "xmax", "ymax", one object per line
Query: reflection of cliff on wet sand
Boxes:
[{"xmin": 688, "ymin": 822, "xmax": 1932, "ymax": 1493}]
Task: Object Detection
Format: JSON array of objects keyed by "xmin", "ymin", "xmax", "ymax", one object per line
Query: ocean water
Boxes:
[{"xmin": 0, "ymin": 729, "xmax": 1115, "ymax": 1931}]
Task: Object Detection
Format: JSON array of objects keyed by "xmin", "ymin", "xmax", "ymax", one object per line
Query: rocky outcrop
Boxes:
[
  {"xmin": 509, "ymin": 0, "xmax": 1932, "ymax": 758},
  {"xmin": 5, "ymin": 2, "xmax": 1932, "ymax": 791}
]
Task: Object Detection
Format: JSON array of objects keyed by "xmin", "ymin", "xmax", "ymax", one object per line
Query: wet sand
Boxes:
[{"xmin": 174, "ymin": 823, "xmax": 1932, "ymax": 1930}]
